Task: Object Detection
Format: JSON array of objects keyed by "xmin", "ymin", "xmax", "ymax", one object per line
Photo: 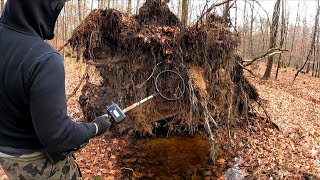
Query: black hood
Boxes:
[{"xmin": 0, "ymin": 0, "xmax": 67, "ymax": 40}]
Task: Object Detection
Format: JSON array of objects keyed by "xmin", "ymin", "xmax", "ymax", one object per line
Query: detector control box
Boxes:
[{"xmin": 107, "ymin": 102, "xmax": 126, "ymax": 124}]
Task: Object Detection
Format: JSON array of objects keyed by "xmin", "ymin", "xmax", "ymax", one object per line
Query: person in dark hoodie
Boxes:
[{"xmin": 0, "ymin": 0, "xmax": 119, "ymax": 179}]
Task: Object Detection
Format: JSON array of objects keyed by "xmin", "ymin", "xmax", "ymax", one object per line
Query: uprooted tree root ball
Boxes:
[{"xmin": 67, "ymin": 1, "xmax": 260, "ymax": 173}]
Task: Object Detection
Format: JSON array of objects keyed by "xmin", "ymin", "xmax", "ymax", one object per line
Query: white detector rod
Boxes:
[{"xmin": 123, "ymin": 93, "xmax": 159, "ymax": 114}]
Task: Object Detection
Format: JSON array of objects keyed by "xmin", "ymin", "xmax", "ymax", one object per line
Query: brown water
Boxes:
[{"xmin": 120, "ymin": 133, "xmax": 229, "ymax": 179}]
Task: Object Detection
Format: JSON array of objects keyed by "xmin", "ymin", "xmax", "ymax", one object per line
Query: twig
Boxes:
[
  {"xmin": 58, "ymin": 41, "xmax": 69, "ymax": 52},
  {"xmin": 237, "ymin": 62, "xmax": 256, "ymax": 77},
  {"xmin": 254, "ymin": 99, "xmax": 270, "ymax": 121},
  {"xmin": 121, "ymin": 167, "xmax": 134, "ymax": 172},
  {"xmin": 85, "ymin": 60, "xmax": 111, "ymax": 66},
  {"xmin": 195, "ymin": 0, "xmax": 234, "ymax": 25},
  {"xmin": 67, "ymin": 65, "xmax": 89, "ymax": 102},
  {"xmin": 136, "ymin": 61, "xmax": 164, "ymax": 89},
  {"xmin": 243, "ymin": 48, "xmax": 288, "ymax": 67}
]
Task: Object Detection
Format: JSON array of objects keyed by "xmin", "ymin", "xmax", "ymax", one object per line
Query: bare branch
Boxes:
[
  {"xmin": 67, "ymin": 65, "xmax": 89, "ymax": 102},
  {"xmin": 243, "ymin": 48, "xmax": 288, "ymax": 67},
  {"xmin": 195, "ymin": 0, "xmax": 233, "ymax": 25}
]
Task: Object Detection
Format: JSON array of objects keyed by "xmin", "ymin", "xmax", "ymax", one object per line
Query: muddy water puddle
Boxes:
[{"xmin": 120, "ymin": 133, "xmax": 231, "ymax": 179}]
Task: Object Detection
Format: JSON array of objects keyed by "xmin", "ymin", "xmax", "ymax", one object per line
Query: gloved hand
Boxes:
[{"xmin": 92, "ymin": 115, "xmax": 112, "ymax": 136}]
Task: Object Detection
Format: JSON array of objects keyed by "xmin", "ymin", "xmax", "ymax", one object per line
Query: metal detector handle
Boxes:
[{"xmin": 123, "ymin": 93, "xmax": 159, "ymax": 113}]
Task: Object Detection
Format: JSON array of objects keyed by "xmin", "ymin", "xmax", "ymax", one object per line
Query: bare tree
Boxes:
[
  {"xmin": 107, "ymin": 0, "xmax": 110, "ymax": 8},
  {"xmin": 181, "ymin": 0, "xmax": 189, "ymax": 26},
  {"xmin": 1, "ymin": 0, "xmax": 4, "ymax": 13},
  {"xmin": 288, "ymin": 3, "xmax": 300, "ymax": 67},
  {"xmin": 249, "ymin": 1, "xmax": 254, "ymax": 58},
  {"xmin": 275, "ymin": 0, "xmax": 287, "ymax": 79},
  {"xmin": 312, "ymin": 12, "xmax": 320, "ymax": 76},
  {"xmin": 127, "ymin": 0, "xmax": 132, "ymax": 14},
  {"xmin": 234, "ymin": 0, "xmax": 237, "ymax": 29},
  {"xmin": 316, "ymin": 18, "xmax": 320, "ymax": 77},
  {"xmin": 135, "ymin": 0, "xmax": 140, "ymax": 14},
  {"xmin": 222, "ymin": 1, "xmax": 230, "ymax": 23},
  {"xmin": 242, "ymin": 1, "xmax": 247, "ymax": 57},
  {"xmin": 261, "ymin": 0, "xmax": 281, "ymax": 80},
  {"xmin": 78, "ymin": 0, "xmax": 83, "ymax": 22},
  {"xmin": 293, "ymin": 0, "xmax": 320, "ymax": 83}
]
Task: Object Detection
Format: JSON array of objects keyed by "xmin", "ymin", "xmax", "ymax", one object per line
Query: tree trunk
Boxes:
[
  {"xmin": 234, "ymin": 0, "xmax": 237, "ymax": 29},
  {"xmin": 312, "ymin": 16, "xmax": 320, "ymax": 76},
  {"xmin": 261, "ymin": 0, "xmax": 281, "ymax": 80},
  {"xmin": 293, "ymin": 0, "xmax": 320, "ymax": 83},
  {"xmin": 259, "ymin": 17, "xmax": 266, "ymax": 51},
  {"xmin": 0, "ymin": 0, "xmax": 4, "ymax": 13},
  {"xmin": 62, "ymin": 7, "xmax": 66, "ymax": 58},
  {"xmin": 242, "ymin": 1, "xmax": 247, "ymax": 57},
  {"xmin": 275, "ymin": 0, "xmax": 287, "ymax": 79},
  {"xmin": 181, "ymin": 0, "xmax": 188, "ymax": 26},
  {"xmin": 91, "ymin": 0, "xmax": 94, "ymax": 10},
  {"xmin": 127, "ymin": 0, "xmax": 132, "ymax": 14},
  {"xmin": 316, "ymin": 18, "xmax": 320, "ymax": 77},
  {"xmin": 106, "ymin": 0, "xmax": 110, "ymax": 8},
  {"xmin": 288, "ymin": 3, "xmax": 300, "ymax": 67},
  {"xmin": 249, "ymin": 2, "xmax": 254, "ymax": 58},
  {"xmin": 55, "ymin": 18, "xmax": 59, "ymax": 49},
  {"xmin": 78, "ymin": 0, "xmax": 83, "ymax": 22},
  {"xmin": 222, "ymin": 2, "xmax": 230, "ymax": 23},
  {"xmin": 135, "ymin": 0, "xmax": 140, "ymax": 14}
]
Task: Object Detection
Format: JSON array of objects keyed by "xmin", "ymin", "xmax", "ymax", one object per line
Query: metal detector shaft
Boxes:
[{"xmin": 123, "ymin": 93, "xmax": 159, "ymax": 113}]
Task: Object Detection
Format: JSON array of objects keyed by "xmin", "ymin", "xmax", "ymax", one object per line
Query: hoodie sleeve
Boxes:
[{"xmin": 28, "ymin": 52, "xmax": 96, "ymax": 154}]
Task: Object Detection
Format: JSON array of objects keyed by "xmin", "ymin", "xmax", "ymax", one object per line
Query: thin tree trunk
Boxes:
[
  {"xmin": 178, "ymin": 0, "xmax": 182, "ymax": 18},
  {"xmin": 249, "ymin": 1, "xmax": 254, "ymax": 58},
  {"xmin": 275, "ymin": 0, "xmax": 286, "ymax": 79},
  {"xmin": 107, "ymin": 0, "xmax": 110, "ymax": 8},
  {"xmin": 62, "ymin": 7, "xmax": 66, "ymax": 58},
  {"xmin": 234, "ymin": 0, "xmax": 237, "ymax": 29},
  {"xmin": 127, "ymin": 0, "xmax": 132, "ymax": 14},
  {"xmin": 181, "ymin": 0, "xmax": 188, "ymax": 26},
  {"xmin": 136, "ymin": 0, "xmax": 140, "ymax": 14},
  {"xmin": 316, "ymin": 20, "xmax": 320, "ymax": 77},
  {"xmin": 0, "ymin": 0, "xmax": 4, "ymax": 13},
  {"xmin": 222, "ymin": 1, "xmax": 230, "ymax": 23},
  {"xmin": 312, "ymin": 17, "xmax": 319, "ymax": 76},
  {"xmin": 262, "ymin": 0, "xmax": 281, "ymax": 80},
  {"xmin": 297, "ymin": 10, "xmax": 308, "ymax": 69},
  {"xmin": 242, "ymin": 1, "xmax": 247, "ymax": 57},
  {"xmin": 288, "ymin": 4, "xmax": 300, "ymax": 67},
  {"xmin": 55, "ymin": 19, "xmax": 59, "ymax": 49},
  {"xmin": 293, "ymin": 0, "xmax": 319, "ymax": 83},
  {"xmin": 259, "ymin": 17, "xmax": 265, "ymax": 52},
  {"xmin": 78, "ymin": 0, "xmax": 83, "ymax": 23},
  {"xmin": 91, "ymin": 0, "xmax": 94, "ymax": 10}
]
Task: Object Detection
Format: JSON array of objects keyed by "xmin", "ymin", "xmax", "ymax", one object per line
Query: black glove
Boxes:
[{"xmin": 92, "ymin": 115, "xmax": 112, "ymax": 136}]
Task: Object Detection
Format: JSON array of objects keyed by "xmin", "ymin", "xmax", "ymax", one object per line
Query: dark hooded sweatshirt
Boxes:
[{"xmin": 0, "ymin": 0, "xmax": 96, "ymax": 156}]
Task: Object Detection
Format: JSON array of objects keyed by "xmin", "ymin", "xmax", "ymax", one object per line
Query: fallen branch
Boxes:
[
  {"xmin": 57, "ymin": 41, "xmax": 69, "ymax": 52},
  {"xmin": 237, "ymin": 62, "xmax": 256, "ymax": 77},
  {"xmin": 243, "ymin": 48, "xmax": 288, "ymax": 67},
  {"xmin": 67, "ymin": 65, "xmax": 89, "ymax": 102}
]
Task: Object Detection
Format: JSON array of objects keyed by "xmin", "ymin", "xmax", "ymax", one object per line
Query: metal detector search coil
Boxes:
[{"xmin": 104, "ymin": 70, "xmax": 185, "ymax": 123}]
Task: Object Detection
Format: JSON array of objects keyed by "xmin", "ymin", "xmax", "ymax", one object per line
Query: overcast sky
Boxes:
[{"xmin": 167, "ymin": 0, "xmax": 319, "ymax": 26}]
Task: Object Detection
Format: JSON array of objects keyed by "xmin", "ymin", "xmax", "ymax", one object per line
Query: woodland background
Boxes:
[
  {"xmin": 1, "ymin": 0, "xmax": 320, "ymax": 80},
  {"xmin": 0, "ymin": 0, "xmax": 320, "ymax": 179}
]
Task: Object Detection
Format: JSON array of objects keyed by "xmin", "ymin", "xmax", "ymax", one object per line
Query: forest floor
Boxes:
[{"xmin": 0, "ymin": 60, "xmax": 319, "ymax": 180}]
